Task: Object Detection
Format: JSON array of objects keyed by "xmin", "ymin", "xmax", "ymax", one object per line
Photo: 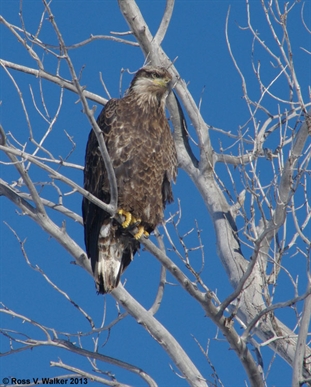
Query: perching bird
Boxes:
[{"xmin": 82, "ymin": 66, "xmax": 177, "ymax": 294}]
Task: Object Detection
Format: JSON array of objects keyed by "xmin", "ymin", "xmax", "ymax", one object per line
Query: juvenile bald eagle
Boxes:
[{"xmin": 82, "ymin": 66, "xmax": 177, "ymax": 294}]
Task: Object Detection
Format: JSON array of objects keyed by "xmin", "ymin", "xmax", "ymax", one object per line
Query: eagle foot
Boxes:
[
  {"xmin": 134, "ymin": 226, "xmax": 149, "ymax": 240},
  {"xmin": 117, "ymin": 209, "xmax": 149, "ymax": 239},
  {"xmin": 118, "ymin": 209, "xmax": 141, "ymax": 228},
  {"xmin": 118, "ymin": 209, "xmax": 133, "ymax": 228}
]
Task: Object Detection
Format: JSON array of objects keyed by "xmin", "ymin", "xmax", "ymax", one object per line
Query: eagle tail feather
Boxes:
[{"xmin": 95, "ymin": 222, "xmax": 124, "ymax": 294}]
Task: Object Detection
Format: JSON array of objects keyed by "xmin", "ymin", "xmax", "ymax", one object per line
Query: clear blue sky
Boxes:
[{"xmin": 1, "ymin": 1, "xmax": 310, "ymax": 386}]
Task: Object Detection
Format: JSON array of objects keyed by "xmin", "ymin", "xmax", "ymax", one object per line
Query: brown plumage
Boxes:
[{"xmin": 82, "ymin": 66, "xmax": 177, "ymax": 294}]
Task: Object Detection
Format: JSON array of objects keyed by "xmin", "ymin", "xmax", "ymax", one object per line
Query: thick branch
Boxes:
[
  {"xmin": 113, "ymin": 285, "xmax": 208, "ymax": 387},
  {"xmin": 154, "ymin": 0, "xmax": 175, "ymax": 46},
  {"xmin": 292, "ymin": 282, "xmax": 311, "ymax": 386}
]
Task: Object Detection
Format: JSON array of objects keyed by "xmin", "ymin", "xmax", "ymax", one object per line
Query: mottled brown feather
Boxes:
[{"xmin": 82, "ymin": 66, "xmax": 177, "ymax": 294}]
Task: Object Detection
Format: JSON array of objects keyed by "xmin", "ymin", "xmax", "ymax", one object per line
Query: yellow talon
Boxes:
[
  {"xmin": 118, "ymin": 209, "xmax": 132, "ymax": 228},
  {"xmin": 118, "ymin": 209, "xmax": 149, "ymax": 239},
  {"xmin": 134, "ymin": 225, "xmax": 147, "ymax": 240},
  {"xmin": 134, "ymin": 226, "xmax": 149, "ymax": 240}
]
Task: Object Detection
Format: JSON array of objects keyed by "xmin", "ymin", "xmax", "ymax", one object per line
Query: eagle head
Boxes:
[{"xmin": 129, "ymin": 66, "xmax": 172, "ymax": 104}]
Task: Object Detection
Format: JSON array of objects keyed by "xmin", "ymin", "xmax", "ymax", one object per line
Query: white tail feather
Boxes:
[{"xmin": 95, "ymin": 222, "xmax": 124, "ymax": 293}]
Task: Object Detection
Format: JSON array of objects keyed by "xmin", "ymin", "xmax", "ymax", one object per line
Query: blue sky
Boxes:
[{"xmin": 1, "ymin": 1, "xmax": 311, "ymax": 386}]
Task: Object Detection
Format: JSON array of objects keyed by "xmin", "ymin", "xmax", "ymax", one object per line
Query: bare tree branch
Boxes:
[
  {"xmin": 50, "ymin": 361, "xmax": 134, "ymax": 387},
  {"xmin": 112, "ymin": 284, "xmax": 208, "ymax": 387},
  {"xmin": 292, "ymin": 280, "xmax": 311, "ymax": 387}
]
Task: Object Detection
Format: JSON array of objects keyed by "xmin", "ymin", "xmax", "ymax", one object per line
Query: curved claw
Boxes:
[
  {"xmin": 118, "ymin": 209, "xmax": 149, "ymax": 239},
  {"xmin": 134, "ymin": 226, "xmax": 149, "ymax": 240},
  {"xmin": 118, "ymin": 209, "xmax": 132, "ymax": 228}
]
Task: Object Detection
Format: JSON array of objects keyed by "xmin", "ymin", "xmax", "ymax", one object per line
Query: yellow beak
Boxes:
[{"xmin": 153, "ymin": 77, "xmax": 170, "ymax": 88}]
